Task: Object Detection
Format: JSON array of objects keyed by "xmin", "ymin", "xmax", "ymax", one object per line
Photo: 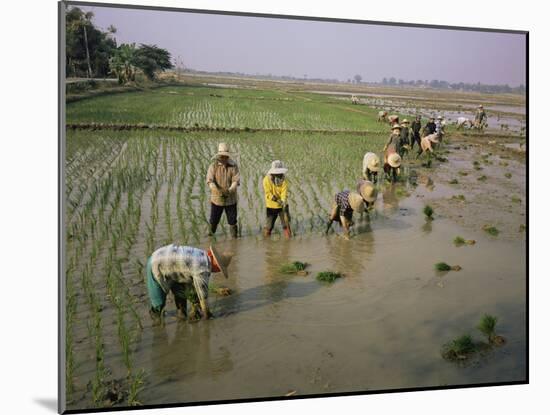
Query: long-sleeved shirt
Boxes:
[
  {"xmin": 423, "ymin": 122, "xmax": 436, "ymax": 136},
  {"xmin": 150, "ymin": 244, "xmax": 211, "ymax": 302},
  {"xmin": 263, "ymin": 175, "xmax": 288, "ymax": 209},
  {"xmin": 400, "ymin": 127, "xmax": 412, "ymax": 146},
  {"xmin": 411, "ymin": 120, "xmax": 422, "ymax": 135},
  {"xmin": 385, "ymin": 133, "xmax": 401, "ymax": 154},
  {"xmin": 206, "ymin": 159, "xmax": 240, "ymax": 206},
  {"xmin": 335, "ymin": 190, "xmax": 353, "ymax": 218}
]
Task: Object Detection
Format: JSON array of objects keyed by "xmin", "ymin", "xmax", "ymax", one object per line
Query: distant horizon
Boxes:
[{"xmin": 74, "ymin": 4, "xmax": 526, "ymax": 87}]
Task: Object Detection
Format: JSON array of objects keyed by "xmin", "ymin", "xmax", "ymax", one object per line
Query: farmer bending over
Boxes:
[
  {"xmin": 206, "ymin": 142, "xmax": 240, "ymax": 238},
  {"xmin": 326, "ymin": 190, "xmax": 366, "ymax": 240},
  {"xmin": 263, "ymin": 160, "xmax": 291, "ymax": 238},
  {"xmin": 383, "ymin": 124, "xmax": 403, "ymax": 182},
  {"xmin": 146, "ymin": 244, "xmax": 233, "ymax": 325},
  {"xmin": 362, "ymin": 152, "xmax": 381, "ymax": 183}
]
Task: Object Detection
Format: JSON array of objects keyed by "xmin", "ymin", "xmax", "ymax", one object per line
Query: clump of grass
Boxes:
[
  {"xmin": 442, "ymin": 334, "xmax": 477, "ymax": 361},
  {"xmin": 279, "ymin": 261, "xmax": 308, "ymax": 275},
  {"xmin": 473, "ymin": 160, "xmax": 480, "ymax": 167},
  {"xmin": 474, "ymin": 166, "xmax": 483, "ymax": 171},
  {"xmin": 458, "ymin": 170, "xmax": 468, "ymax": 176},
  {"xmin": 423, "ymin": 205, "xmax": 434, "ymax": 220},
  {"xmin": 519, "ymin": 224, "xmax": 526, "ymax": 232},
  {"xmin": 449, "ymin": 178, "xmax": 459, "ymax": 184},
  {"xmin": 435, "ymin": 262, "xmax": 451, "ymax": 271},
  {"xmin": 483, "ymin": 225, "xmax": 500, "ymax": 236},
  {"xmin": 477, "ymin": 314, "xmax": 497, "ymax": 342},
  {"xmin": 504, "ymin": 172, "xmax": 512, "ymax": 179},
  {"xmin": 511, "ymin": 196, "xmax": 522, "ymax": 203},
  {"xmin": 451, "ymin": 194, "xmax": 466, "ymax": 201},
  {"xmin": 316, "ymin": 271, "xmax": 342, "ymax": 283},
  {"xmin": 477, "ymin": 175, "xmax": 487, "ymax": 181}
]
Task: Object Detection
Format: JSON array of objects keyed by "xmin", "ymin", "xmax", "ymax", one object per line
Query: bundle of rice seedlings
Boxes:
[
  {"xmin": 279, "ymin": 261, "xmax": 309, "ymax": 275},
  {"xmin": 458, "ymin": 171, "xmax": 468, "ymax": 176},
  {"xmin": 504, "ymin": 172, "xmax": 512, "ymax": 179},
  {"xmin": 441, "ymin": 334, "xmax": 477, "ymax": 361},
  {"xmin": 449, "ymin": 178, "xmax": 459, "ymax": 184},
  {"xmin": 423, "ymin": 205, "xmax": 434, "ymax": 220},
  {"xmin": 435, "ymin": 262, "xmax": 451, "ymax": 271},
  {"xmin": 316, "ymin": 271, "xmax": 342, "ymax": 283},
  {"xmin": 483, "ymin": 225, "xmax": 500, "ymax": 236},
  {"xmin": 477, "ymin": 175, "xmax": 487, "ymax": 181},
  {"xmin": 477, "ymin": 314, "xmax": 506, "ymax": 346},
  {"xmin": 453, "ymin": 236, "xmax": 466, "ymax": 246}
]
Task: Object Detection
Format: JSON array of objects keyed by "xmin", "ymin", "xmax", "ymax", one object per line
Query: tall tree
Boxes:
[{"xmin": 134, "ymin": 44, "xmax": 174, "ymax": 80}]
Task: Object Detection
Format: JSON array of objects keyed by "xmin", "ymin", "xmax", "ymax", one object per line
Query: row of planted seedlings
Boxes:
[{"xmin": 65, "ymin": 132, "xmax": 158, "ymax": 408}]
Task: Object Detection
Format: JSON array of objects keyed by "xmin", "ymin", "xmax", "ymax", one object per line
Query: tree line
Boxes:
[
  {"xmin": 380, "ymin": 77, "xmax": 525, "ymax": 95},
  {"xmin": 66, "ymin": 6, "xmax": 173, "ymax": 83}
]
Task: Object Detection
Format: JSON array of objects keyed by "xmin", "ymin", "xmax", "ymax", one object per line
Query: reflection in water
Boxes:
[
  {"xmin": 149, "ymin": 322, "xmax": 233, "ymax": 390},
  {"xmin": 381, "ymin": 184, "xmax": 399, "ymax": 215},
  {"xmin": 263, "ymin": 240, "xmax": 291, "ymax": 305},
  {"xmin": 421, "ymin": 220, "xmax": 433, "ymax": 234},
  {"xmin": 326, "ymin": 224, "xmax": 374, "ymax": 276}
]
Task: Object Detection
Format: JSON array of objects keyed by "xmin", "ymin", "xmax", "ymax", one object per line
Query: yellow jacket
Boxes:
[{"xmin": 263, "ymin": 175, "xmax": 288, "ymax": 209}]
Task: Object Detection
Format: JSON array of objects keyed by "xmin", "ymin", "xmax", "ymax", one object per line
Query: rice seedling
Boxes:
[
  {"xmin": 453, "ymin": 236, "xmax": 466, "ymax": 246},
  {"xmin": 477, "ymin": 175, "xmax": 487, "ymax": 181},
  {"xmin": 477, "ymin": 314, "xmax": 498, "ymax": 343},
  {"xmin": 441, "ymin": 334, "xmax": 477, "ymax": 361},
  {"xmin": 511, "ymin": 196, "xmax": 522, "ymax": 203},
  {"xmin": 519, "ymin": 224, "xmax": 526, "ymax": 232},
  {"xmin": 483, "ymin": 225, "xmax": 500, "ymax": 236},
  {"xmin": 504, "ymin": 172, "xmax": 512, "ymax": 179},
  {"xmin": 423, "ymin": 205, "xmax": 434, "ymax": 220},
  {"xmin": 451, "ymin": 194, "xmax": 466, "ymax": 201},
  {"xmin": 127, "ymin": 369, "xmax": 145, "ymax": 406},
  {"xmin": 435, "ymin": 262, "xmax": 452, "ymax": 271},
  {"xmin": 316, "ymin": 271, "xmax": 342, "ymax": 283},
  {"xmin": 458, "ymin": 171, "xmax": 468, "ymax": 176},
  {"xmin": 449, "ymin": 178, "xmax": 459, "ymax": 184},
  {"xmin": 279, "ymin": 261, "xmax": 309, "ymax": 275}
]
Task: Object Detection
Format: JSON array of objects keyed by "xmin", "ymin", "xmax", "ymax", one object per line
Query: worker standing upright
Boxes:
[
  {"xmin": 206, "ymin": 143, "xmax": 240, "ymax": 238},
  {"xmin": 262, "ymin": 160, "xmax": 291, "ymax": 238}
]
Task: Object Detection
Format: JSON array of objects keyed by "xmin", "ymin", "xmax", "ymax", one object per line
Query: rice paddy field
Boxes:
[{"xmin": 63, "ymin": 79, "xmax": 527, "ymax": 411}]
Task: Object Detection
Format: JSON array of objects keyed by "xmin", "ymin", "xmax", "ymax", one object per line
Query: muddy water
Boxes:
[{"xmin": 132, "ymin": 166, "xmax": 526, "ymax": 405}]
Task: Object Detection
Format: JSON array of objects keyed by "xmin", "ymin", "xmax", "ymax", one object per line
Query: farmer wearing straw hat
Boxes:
[
  {"xmin": 474, "ymin": 105, "xmax": 487, "ymax": 129},
  {"xmin": 383, "ymin": 124, "xmax": 402, "ymax": 182},
  {"xmin": 263, "ymin": 160, "xmax": 292, "ymax": 238},
  {"xmin": 435, "ymin": 115, "xmax": 445, "ymax": 143},
  {"xmin": 145, "ymin": 244, "xmax": 233, "ymax": 325},
  {"xmin": 325, "ymin": 190, "xmax": 366, "ymax": 240},
  {"xmin": 362, "ymin": 152, "xmax": 381, "ymax": 183},
  {"xmin": 384, "ymin": 153, "xmax": 402, "ymax": 182},
  {"xmin": 357, "ymin": 179, "xmax": 378, "ymax": 208},
  {"xmin": 399, "ymin": 119, "xmax": 413, "ymax": 157},
  {"xmin": 206, "ymin": 143, "xmax": 240, "ymax": 238}
]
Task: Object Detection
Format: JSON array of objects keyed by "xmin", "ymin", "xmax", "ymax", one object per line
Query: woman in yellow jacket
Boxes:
[{"xmin": 263, "ymin": 160, "xmax": 291, "ymax": 238}]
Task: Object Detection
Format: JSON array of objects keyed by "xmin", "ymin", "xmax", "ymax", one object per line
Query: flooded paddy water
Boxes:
[{"xmin": 64, "ymin": 82, "xmax": 526, "ymax": 410}]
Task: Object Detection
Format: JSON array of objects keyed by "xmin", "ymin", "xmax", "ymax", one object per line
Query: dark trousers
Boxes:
[
  {"xmin": 265, "ymin": 205, "xmax": 291, "ymax": 232},
  {"xmin": 209, "ymin": 203, "xmax": 238, "ymax": 226},
  {"xmin": 410, "ymin": 133, "xmax": 421, "ymax": 150}
]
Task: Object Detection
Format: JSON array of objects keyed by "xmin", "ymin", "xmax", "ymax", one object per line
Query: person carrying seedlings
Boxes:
[
  {"xmin": 399, "ymin": 119, "xmax": 413, "ymax": 157},
  {"xmin": 422, "ymin": 116, "xmax": 436, "ymax": 137},
  {"xmin": 145, "ymin": 244, "xmax": 233, "ymax": 325},
  {"xmin": 356, "ymin": 179, "xmax": 378, "ymax": 208},
  {"xmin": 262, "ymin": 160, "xmax": 292, "ymax": 238},
  {"xmin": 206, "ymin": 142, "xmax": 240, "ymax": 238},
  {"xmin": 474, "ymin": 104, "xmax": 487, "ymax": 129},
  {"xmin": 362, "ymin": 152, "xmax": 381, "ymax": 183},
  {"xmin": 411, "ymin": 115, "xmax": 422, "ymax": 150},
  {"xmin": 325, "ymin": 190, "xmax": 366, "ymax": 240},
  {"xmin": 383, "ymin": 124, "xmax": 402, "ymax": 181}
]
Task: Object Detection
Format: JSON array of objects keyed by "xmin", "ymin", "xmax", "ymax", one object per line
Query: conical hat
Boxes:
[
  {"xmin": 359, "ymin": 181, "xmax": 378, "ymax": 203},
  {"xmin": 210, "ymin": 245, "xmax": 233, "ymax": 279},
  {"xmin": 348, "ymin": 192, "xmax": 365, "ymax": 213},
  {"xmin": 367, "ymin": 154, "xmax": 381, "ymax": 172},
  {"xmin": 387, "ymin": 153, "xmax": 402, "ymax": 168}
]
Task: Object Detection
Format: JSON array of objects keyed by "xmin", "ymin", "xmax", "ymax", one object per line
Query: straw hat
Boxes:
[
  {"xmin": 359, "ymin": 180, "xmax": 378, "ymax": 203},
  {"xmin": 391, "ymin": 124, "xmax": 402, "ymax": 130},
  {"xmin": 387, "ymin": 153, "xmax": 402, "ymax": 168},
  {"xmin": 216, "ymin": 142, "xmax": 231, "ymax": 157},
  {"xmin": 478, "ymin": 105, "xmax": 483, "ymax": 108},
  {"xmin": 209, "ymin": 245, "xmax": 233, "ymax": 279},
  {"xmin": 348, "ymin": 192, "xmax": 366, "ymax": 213},
  {"xmin": 402, "ymin": 119, "xmax": 410, "ymax": 124},
  {"xmin": 367, "ymin": 154, "xmax": 381, "ymax": 172},
  {"xmin": 267, "ymin": 160, "xmax": 288, "ymax": 175},
  {"xmin": 437, "ymin": 115, "xmax": 443, "ymax": 120}
]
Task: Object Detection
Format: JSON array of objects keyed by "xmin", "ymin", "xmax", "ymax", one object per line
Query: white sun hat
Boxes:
[{"xmin": 267, "ymin": 160, "xmax": 288, "ymax": 175}]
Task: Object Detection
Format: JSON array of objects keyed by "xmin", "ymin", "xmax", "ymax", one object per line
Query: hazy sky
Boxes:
[{"xmin": 79, "ymin": 4, "xmax": 526, "ymax": 86}]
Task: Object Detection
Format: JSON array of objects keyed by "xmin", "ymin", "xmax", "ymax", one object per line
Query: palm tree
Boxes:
[{"xmin": 82, "ymin": 11, "xmax": 94, "ymax": 78}]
